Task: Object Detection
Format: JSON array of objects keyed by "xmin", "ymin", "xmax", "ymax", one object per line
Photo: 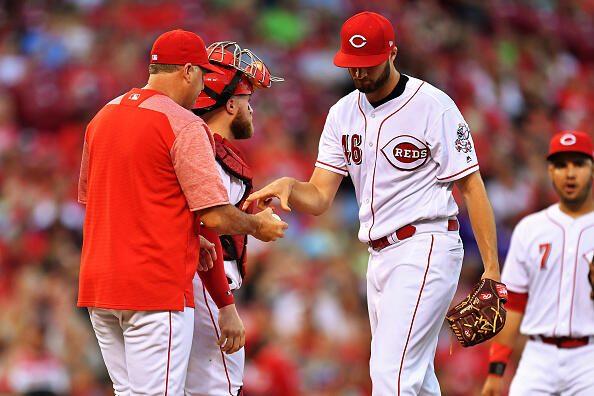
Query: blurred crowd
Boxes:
[{"xmin": 0, "ymin": 0, "xmax": 593, "ymax": 395}]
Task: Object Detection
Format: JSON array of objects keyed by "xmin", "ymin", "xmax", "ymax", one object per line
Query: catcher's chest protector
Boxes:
[{"xmin": 214, "ymin": 134, "xmax": 253, "ymax": 279}]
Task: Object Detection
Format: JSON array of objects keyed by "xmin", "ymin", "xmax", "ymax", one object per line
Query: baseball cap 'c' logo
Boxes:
[
  {"xmin": 560, "ymin": 133, "xmax": 577, "ymax": 146},
  {"xmin": 152, "ymin": 54, "xmax": 158, "ymax": 61},
  {"xmin": 349, "ymin": 35, "xmax": 367, "ymax": 48}
]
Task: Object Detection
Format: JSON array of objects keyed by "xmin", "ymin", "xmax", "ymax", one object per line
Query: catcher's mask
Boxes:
[{"xmin": 193, "ymin": 41, "xmax": 283, "ymax": 116}]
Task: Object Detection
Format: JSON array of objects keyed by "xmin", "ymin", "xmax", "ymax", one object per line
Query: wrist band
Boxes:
[{"xmin": 488, "ymin": 362, "xmax": 506, "ymax": 376}]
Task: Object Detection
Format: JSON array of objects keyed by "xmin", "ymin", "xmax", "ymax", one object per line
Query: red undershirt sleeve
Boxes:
[
  {"xmin": 505, "ymin": 290, "xmax": 528, "ymax": 313},
  {"xmin": 197, "ymin": 227, "xmax": 235, "ymax": 308}
]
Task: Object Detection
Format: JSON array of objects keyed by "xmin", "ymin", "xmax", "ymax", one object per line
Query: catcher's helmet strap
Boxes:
[
  {"xmin": 195, "ymin": 70, "xmax": 245, "ymax": 116},
  {"xmin": 220, "ymin": 70, "xmax": 245, "ymax": 100}
]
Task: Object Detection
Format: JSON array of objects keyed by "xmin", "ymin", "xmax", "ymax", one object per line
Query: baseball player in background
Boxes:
[
  {"xmin": 482, "ymin": 131, "xmax": 594, "ymax": 396},
  {"xmin": 184, "ymin": 42, "xmax": 283, "ymax": 396},
  {"xmin": 244, "ymin": 11, "xmax": 502, "ymax": 396},
  {"xmin": 77, "ymin": 30, "xmax": 287, "ymax": 396}
]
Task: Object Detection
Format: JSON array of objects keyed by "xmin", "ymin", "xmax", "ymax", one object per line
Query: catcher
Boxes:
[
  {"xmin": 481, "ymin": 131, "xmax": 594, "ymax": 396},
  {"xmin": 185, "ymin": 41, "xmax": 283, "ymax": 396}
]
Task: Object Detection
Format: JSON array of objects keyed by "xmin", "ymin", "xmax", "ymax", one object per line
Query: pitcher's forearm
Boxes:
[
  {"xmin": 287, "ymin": 180, "xmax": 332, "ymax": 215},
  {"xmin": 288, "ymin": 168, "xmax": 344, "ymax": 215},
  {"xmin": 457, "ymin": 172, "xmax": 500, "ymax": 278},
  {"xmin": 468, "ymin": 195, "xmax": 499, "ymax": 274}
]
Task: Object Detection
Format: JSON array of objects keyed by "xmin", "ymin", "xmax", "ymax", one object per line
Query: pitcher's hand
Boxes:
[{"xmin": 243, "ymin": 177, "xmax": 295, "ymax": 212}]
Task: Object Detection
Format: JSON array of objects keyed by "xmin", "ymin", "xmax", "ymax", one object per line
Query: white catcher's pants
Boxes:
[
  {"xmin": 185, "ymin": 274, "xmax": 244, "ymax": 396},
  {"xmin": 367, "ymin": 232, "xmax": 463, "ymax": 396},
  {"xmin": 88, "ymin": 307, "xmax": 194, "ymax": 396}
]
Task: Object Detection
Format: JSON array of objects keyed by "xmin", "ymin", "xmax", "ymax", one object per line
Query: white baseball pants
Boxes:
[
  {"xmin": 88, "ymin": 307, "xmax": 194, "ymax": 396},
  {"xmin": 367, "ymin": 232, "xmax": 463, "ymax": 396},
  {"xmin": 509, "ymin": 339, "xmax": 594, "ymax": 395},
  {"xmin": 185, "ymin": 274, "xmax": 244, "ymax": 396}
]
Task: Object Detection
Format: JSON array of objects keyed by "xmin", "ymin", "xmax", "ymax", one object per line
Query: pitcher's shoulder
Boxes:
[{"xmin": 409, "ymin": 76, "xmax": 458, "ymax": 110}]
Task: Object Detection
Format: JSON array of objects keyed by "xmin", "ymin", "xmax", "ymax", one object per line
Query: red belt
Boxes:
[
  {"xmin": 369, "ymin": 219, "xmax": 459, "ymax": 250},
  {"xmin": 530, "ymin": 335, "xmax": 590, "ymax": 348}
]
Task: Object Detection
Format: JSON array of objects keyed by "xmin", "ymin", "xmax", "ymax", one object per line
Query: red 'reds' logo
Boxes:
[
  {"xmin": 480, "ymin": 293, "xmax": 493, "ymax": 300},
  {"xmin": 464, "ymin": 329, "xmax": 472, "ymax": 338},
  {"xmin": 495, "ymin": 284, "xmax": 508, "ymax": 298},
  {"xmin": 381, "ymin": 135, "xmax": 429, "ymax": 171}
]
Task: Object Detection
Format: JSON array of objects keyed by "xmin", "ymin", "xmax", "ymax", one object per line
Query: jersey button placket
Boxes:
[
  {"xmin": 362, "ymin": 114, "xmax": 376, "ymax": 236},
  {"xmin": 366, "ymin": 113, "xmax": 381, "ymax": 239},
  {"xmin": 558, "ymin": 228, "xmax": 573, "ymax": 336}
]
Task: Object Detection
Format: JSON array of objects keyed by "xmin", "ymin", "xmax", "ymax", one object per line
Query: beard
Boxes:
[
  {"xmin": 353, "ymin": 61, "xmax": 391, "ymax": 94},
  {"xmin": 230, "ymin": 109, "xmax": 254, "ymax": 140},
  {"xmin": 554, "ymin": 174, "xmax": 593, "ymax": 207}
]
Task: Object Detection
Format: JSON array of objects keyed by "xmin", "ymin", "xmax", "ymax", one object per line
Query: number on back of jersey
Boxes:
[{"xmin": 342, "ymin": 134, "xmax": 363, "ymax": 165}]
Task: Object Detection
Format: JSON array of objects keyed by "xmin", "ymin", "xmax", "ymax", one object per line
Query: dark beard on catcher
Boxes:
[{"xmin": 230, "ymin": 110, "xmax": 254, "ymax": 140}]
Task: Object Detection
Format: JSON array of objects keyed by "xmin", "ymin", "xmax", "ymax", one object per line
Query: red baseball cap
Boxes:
[
  {"xmin": 547, "ymin": 131, "xmax": 593, "ymax": 160},
  {"xmin": 150, "ymin": 29, "xmax": 219, "ymax": 71},
  {"xmin": 334, "ymin": 12, "xmax": 396, "ymax": 68}
]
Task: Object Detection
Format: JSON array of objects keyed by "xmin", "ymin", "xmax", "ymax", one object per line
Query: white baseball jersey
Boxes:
[
  {"xmin": 502, "ymin": 204, "xmax": 594, "ymax": 337},
  {"xmin": 316, "ymin": 74, "xmax": 471, "ymax": 395},
  {"xmin": 316, "ymin": 75, "xmax": 479, "ymax": 242}
]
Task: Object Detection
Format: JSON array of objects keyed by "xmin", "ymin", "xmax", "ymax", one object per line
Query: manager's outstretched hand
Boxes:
[{"xmin": 243, "ymin": 177, "xmax": 296, "ymax": 212}]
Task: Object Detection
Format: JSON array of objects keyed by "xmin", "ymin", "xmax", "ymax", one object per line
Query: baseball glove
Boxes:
[{"xmin": 446, "ymin": 278, "xmax": 508, "ymax": 347}]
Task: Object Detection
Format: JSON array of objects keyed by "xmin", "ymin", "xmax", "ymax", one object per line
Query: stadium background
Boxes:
[{"xmin": 0, "ymin": 0, "xmax": 593, "ymax": 395}]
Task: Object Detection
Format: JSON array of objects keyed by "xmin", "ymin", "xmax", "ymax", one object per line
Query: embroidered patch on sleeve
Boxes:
[{"xmin": 455, "ymin": 124, "xmax": 473, "ymax": 153}]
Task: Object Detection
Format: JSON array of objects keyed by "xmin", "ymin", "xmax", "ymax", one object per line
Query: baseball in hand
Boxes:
[{"xmin": 271, "ymin": 213, "xmax": 281, "ymax": 221}]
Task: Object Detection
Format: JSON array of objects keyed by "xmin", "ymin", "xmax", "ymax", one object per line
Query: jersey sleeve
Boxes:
[
  {"xmin": 426, "ymin": 106, "xmax": 479, "ymax": 182},
  {"xmin": 215, "ymin": 162, "xmax": 246, "ymax": 206},
  {"xmin": 78, "ymin": 130, "xmax": 89, "ymax": 204},
  {"xmin": 171, "ymin": 122, "xmax": 229, "ymax": 211},
  {"xmin": 501, "ymin": 222, "xmax": 530, "ymax": 294},
  {"xmin": 315, "ymin": 108, "xmax": 348, "ymax": 176}
]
